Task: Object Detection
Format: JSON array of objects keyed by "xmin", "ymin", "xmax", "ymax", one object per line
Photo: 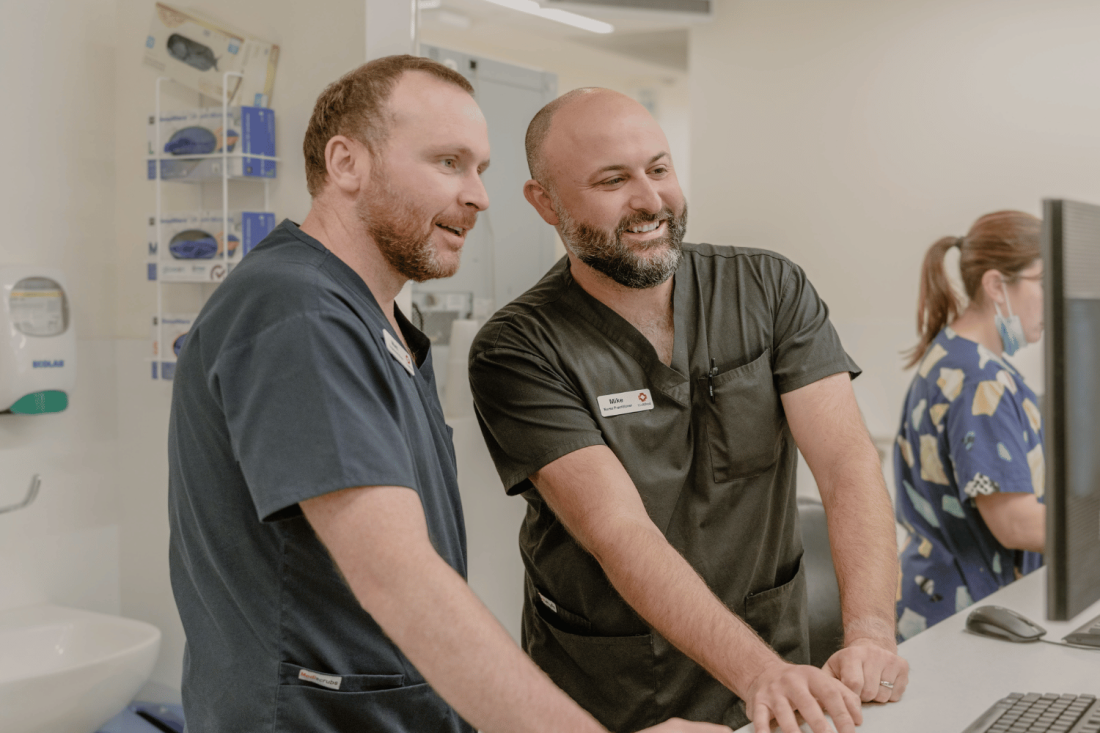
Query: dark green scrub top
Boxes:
[{"xmin": 469, "ymin": 244, "xmax": 860, "ymax": 731}]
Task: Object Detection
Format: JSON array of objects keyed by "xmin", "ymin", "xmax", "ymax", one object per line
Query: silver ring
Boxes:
[{"xmin": 880, "ymin": 680, "xmax": 895, "ymax": 689}]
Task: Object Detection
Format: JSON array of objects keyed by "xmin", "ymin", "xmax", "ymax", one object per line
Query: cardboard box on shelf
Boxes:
[
  {"xmin": 143, "ymin": 3, "xmax": 279, "ymax": 106},
  {"xmin": 147, "ymin": 210, "xmax": 276, "ymax": 283},
  {"xmin": 146, "ymin": 106, "xmax": 276, "ymax": 181},
  {"xmin": 151, "ymin": 312, "xmax": 197, "ymax": 380}
]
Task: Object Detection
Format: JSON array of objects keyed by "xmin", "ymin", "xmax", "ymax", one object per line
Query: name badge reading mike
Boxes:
[
  {"xmin": 383, "ymin": 329, "xmax": 415, "ymax": 376},
  {"xmin": 597, "ymin": 389, "xmax": 654, "ymax": 417}
]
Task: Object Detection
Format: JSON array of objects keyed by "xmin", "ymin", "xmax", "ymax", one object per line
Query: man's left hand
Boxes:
[{"xmin": 824, "ymin": 638, "xmax": 910, "ymax": 703}]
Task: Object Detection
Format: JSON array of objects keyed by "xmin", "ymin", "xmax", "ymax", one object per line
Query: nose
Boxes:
[
  {"xmin": 462, "ymin": 171, "xmax": 490, "ymax": 212},
  {"xmin": 628, "ymin": 176, "xmax": 663, "ymax": 214}
]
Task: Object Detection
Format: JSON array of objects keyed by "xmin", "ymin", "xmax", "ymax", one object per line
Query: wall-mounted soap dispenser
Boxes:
[{"xmin": 0, "ymin": 267, "xmax": 76, "ymax": 414}]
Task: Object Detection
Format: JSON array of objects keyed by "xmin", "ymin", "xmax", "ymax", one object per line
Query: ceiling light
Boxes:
[
  {"xmin": 436, "ymin": 9, "xmax": 472, "ymax": 28},
  {"xmin": 481, "ymin": 0, "xmax": 614, "ymax": 34}
]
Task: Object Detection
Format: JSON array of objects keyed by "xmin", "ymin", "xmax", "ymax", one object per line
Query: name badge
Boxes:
[
  {"xmin": 383, "ymin": 329, "xmax": 415, "ymax": 376},
  {"xmin": 597, "ymin": 388, "xmax": 654, "ymax": 417}
]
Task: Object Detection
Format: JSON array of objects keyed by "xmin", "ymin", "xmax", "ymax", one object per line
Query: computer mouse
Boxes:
[{"xmin": 965, "ymin": 605, "xmax": 1046, "ymax": 642}]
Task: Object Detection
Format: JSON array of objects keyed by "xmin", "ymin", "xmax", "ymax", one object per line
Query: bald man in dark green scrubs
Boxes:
[{"xmin": 469, "ymin": 89, "xmax": 909, "ymax": 733}]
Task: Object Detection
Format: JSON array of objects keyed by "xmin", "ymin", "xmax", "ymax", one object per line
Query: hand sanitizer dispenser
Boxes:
[{"xmin": 0, "ymin": 267, "xmax": 75, "ymax": 414}]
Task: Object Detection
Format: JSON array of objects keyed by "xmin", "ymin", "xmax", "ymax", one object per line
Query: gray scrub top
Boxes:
[
  {"xmin": 168, "ymin": 220, "xmax": 473, "ymax": 733},
  {"xmin": 469, "ymin": 244, "xmax": 860, "ymax": 731}
]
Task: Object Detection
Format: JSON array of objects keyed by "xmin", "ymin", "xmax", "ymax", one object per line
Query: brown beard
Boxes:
[
  {"xmin": 356, "ymin": 167, "xmax": 473, "ymax": 282},
  {"xmin": 557, "ymin": 203, "xmax": 688, "ymax": 289}
]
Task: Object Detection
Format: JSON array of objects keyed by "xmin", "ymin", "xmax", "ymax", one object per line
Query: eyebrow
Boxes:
[
  {"xmin": 593, "ymin": 152, "xmax": 669, "ymax": 176},
  {"xmin": 427, "ymin": 145, "xmax": 491, "ymax": 170}
]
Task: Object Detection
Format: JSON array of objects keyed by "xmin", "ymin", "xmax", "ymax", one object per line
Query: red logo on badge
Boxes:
[{"xmin": 638, "ymin": 393, "xmax": 647, "ymax": 402}]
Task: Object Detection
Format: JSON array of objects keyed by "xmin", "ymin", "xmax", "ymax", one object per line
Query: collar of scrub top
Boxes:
[
  {"xmin": 284, "ymin": 221, "xmax": 432, "ymax": 371},
  {"xmin": 391, "ymin": 302, "xmax": 431, "ymax": 368},
  {"xmin": 559, "ymin": 259, "xmax": 692, "ymax": 407}
]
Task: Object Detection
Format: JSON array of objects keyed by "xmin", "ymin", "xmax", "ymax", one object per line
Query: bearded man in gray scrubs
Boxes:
[
  {"xmin": 168, "ymin": 58, "xmax": 725, "ymax": 733},
  {"xmin": 468, "ymin": 88, "xmax": 910, "ymax": 733}
]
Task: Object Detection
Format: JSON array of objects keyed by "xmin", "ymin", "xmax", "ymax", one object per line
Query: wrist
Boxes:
[
  {"xmin": 844, "ymin": 618, "xmax": 897, "ymax": 651},
  {"xmin": 739, "ymin": 653, "xmax": 790, "ymax": 700}
]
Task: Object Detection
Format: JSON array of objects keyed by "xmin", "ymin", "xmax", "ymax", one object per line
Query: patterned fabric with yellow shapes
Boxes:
[{"xmin": 894, "ymin": 328, "xmax": 1044, "ymax": 641}]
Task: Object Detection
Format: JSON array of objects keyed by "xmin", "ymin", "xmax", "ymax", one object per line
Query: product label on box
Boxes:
[{"xmin": 298, "ymin": 668, "xmax": 341, "ymax": 691}]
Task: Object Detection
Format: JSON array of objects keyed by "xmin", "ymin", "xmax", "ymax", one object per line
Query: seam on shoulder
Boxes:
[
  {"xmin": 477, "ymin": 298, "xmax": 566, "ymax": 353},
  {"xmin": 687, "ymin": 245, "xmax": 792, "ymax": 266},
  {"xmin": 502, "ymin": 436, "xmax": 606, "ymax": 491}
]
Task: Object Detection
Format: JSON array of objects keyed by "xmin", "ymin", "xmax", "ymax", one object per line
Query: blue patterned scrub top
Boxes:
[{"xmin": 894, "ymin": 327, "xmax": 1044, "ymax": 640}]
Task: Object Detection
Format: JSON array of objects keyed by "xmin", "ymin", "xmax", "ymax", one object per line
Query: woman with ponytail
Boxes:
[{"xmin": 894, "ymin": 210, "xmax": 1046, "ymax": 640}]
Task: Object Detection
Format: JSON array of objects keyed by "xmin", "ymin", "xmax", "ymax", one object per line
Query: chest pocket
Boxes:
[{"xmin": 704, "ymin": 348, "xmax": 784, "ymax": 483}]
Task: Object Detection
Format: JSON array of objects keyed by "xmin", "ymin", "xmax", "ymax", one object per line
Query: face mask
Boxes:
[{"xmin": 994, "ymin": 280, "xmax": 1026, "ymax": 356}]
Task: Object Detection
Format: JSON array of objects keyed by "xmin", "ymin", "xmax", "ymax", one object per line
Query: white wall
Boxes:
[
  {"xmin": 0, "ymin": 0, "xmax": 122, "ymax": 618},
  {"xmin": 691, "ymin": 0, "xmax": 1100, "ymax": 446}
]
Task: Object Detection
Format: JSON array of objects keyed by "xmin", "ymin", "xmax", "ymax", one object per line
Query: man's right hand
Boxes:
[
  {"xmin": 641, "ymin": 719, "xmax": 732, "ymax": 732},
  {"xmin": 745, "ymin": 660, "xmax": 862, "ymax": 733}
]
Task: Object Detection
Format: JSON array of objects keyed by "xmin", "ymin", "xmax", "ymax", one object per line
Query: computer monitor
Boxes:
[{"xmin": 1042, "ymin": 198, "xmax": 1100, "ymax": 621}]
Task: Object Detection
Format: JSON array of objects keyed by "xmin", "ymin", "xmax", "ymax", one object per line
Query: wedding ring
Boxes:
[{"xmin": 880, "ymin": 680, "xmax": 895, "ymax": 689}]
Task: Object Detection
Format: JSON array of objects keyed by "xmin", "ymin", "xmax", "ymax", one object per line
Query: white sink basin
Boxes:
[{"xmin": 0, "ymin": 604, "xmax": 161, "ymax": 733}]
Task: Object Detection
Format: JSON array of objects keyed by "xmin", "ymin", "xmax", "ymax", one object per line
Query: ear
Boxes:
[
  {"xmin": 980, "ymin": 268, "xmax": 1005, "ymax": 307},
  {"xmin": 523, "ymin": 179, "xmax": 560, "ymax": 226},
  {"xmin": 324, "ymin": 135, "xmax": 370, "ymax": 196}
]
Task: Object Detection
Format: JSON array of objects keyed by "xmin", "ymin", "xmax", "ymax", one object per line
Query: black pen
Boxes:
[{"xmin": 708, "ymin": 358, "xmax": 718, "ymax": 403}]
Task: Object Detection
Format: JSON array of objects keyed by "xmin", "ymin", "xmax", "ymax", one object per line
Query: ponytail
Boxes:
[
  {"xmin": 903, "ymin": 210, "xmax": 1041, "ymax": 370},
  {"xmin": 904, "ymin": 236, "xmax": 963, "ymax": 368}
]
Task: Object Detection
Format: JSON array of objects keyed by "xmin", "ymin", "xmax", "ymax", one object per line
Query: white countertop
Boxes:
[{"xmin": 734, "ymin": 567, "xmax": 1100, "ymax": 732}]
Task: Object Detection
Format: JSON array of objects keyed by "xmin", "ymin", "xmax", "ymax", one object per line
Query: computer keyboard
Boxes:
[
  {"xmin": 1065, "ymin": 613, "xmax": 1100, "ymax": 648},
  {"xmin": 961, "ymin": 692, "xmax": 1099, "ymax": 733}
]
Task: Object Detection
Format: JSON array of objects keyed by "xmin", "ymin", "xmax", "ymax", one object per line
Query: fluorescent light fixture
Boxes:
[
  {"xmin": 482, "ymin": 0, "xmax": 614, "ymax": 33},
  {"xmin": 436, "ymin": 9, "xmax": 473, "ymax": 28}
]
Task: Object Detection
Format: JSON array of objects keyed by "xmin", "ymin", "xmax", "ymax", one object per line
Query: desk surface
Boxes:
[{"xmin": 733, "ymin": 567, "xmax": 1100, "ymax": 733}]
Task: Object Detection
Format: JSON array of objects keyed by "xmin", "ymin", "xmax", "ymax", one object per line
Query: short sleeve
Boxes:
[
  {"xmin": 770, "ymin": 260, "xmax": 861, "ymax": 393},
  {"xmin": 214, "ymin": 310, "xmax": 418, "ymax": 521},
  {"xmin": 946, "ymin": 379, "xmax": 1037, "ymax": 501},
  {"xmin": 469, "ymin": 344, "xmax": 604, "ymax": 494}
]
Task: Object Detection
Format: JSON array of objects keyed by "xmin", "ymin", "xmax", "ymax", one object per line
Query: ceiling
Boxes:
[{"xmin": 420, "ymin": 0, "xmax": 698, "ymax": 71}]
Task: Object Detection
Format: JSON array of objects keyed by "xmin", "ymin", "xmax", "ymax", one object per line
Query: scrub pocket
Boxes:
[
  {"xmin": 273, "ymin": 662, "xmax": 465, "ymax": 732},
  {"xmin": 705, "ymin": 348, "xmax": 784, "ymax": 483},
  {"xmin": 744, "ymin": 556, "xmax": 811, "ymax": 664},
  {"xmin": 527, "ymin": 598, "xmax": 657, "ymax": 732}
]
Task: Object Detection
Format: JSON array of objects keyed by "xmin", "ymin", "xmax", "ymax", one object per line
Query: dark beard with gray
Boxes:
[{"xmin": 558, "ymin": 204, "xmax": 687, "ymax": 289}]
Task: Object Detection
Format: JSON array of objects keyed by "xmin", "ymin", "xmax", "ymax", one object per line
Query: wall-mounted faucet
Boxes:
[{"xmin": 0, "ymin": 474, "xmax": 40, "ymax": 515}]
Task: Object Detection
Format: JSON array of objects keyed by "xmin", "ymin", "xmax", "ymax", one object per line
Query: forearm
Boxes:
[
  {"xmin": 585, "ymin": 514, "xmax": 784, "ymax": 697},
  {"xmin": 302, "ymin": 487, "xmax": 604, "ymax": 733},
  {"xmin": 815, "ymin": 441, "xmax": 899, "ymax": 647},
  {"xmin": 359, "ymin": 547, "xmax": 605, "ymax": 733}
]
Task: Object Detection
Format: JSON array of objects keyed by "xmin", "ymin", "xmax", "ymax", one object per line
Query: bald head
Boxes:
[{"xmin": 525, "ymin": 88, "xmax": 656, "ymax": 189}]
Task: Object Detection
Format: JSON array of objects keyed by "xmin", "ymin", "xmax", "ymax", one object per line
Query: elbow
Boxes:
[
  {"xmin": 987, "ymin": 514, "xmax": 1046, "ymax": 555},
  {"xmin": 582, "ymin": 515, "xmax": 665, "ymax": 573},
  {"xmin": 975, "ymin": 494, "xmax": 1046, "ymax": 555}
]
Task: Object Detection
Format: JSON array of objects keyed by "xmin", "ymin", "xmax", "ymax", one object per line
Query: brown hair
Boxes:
[
  {"xmin": 905, "ymin": 210, "xmax": 1041, "ymax": 368},
  {"xmin": 303, "ymin": 55, "xmax": 474, "ymax": 197}
]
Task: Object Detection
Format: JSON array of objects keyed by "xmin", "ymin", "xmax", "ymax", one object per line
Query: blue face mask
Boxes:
[{"xmin": 994, "ymin": 280, "xmax": 1027, "ymax": 356}]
